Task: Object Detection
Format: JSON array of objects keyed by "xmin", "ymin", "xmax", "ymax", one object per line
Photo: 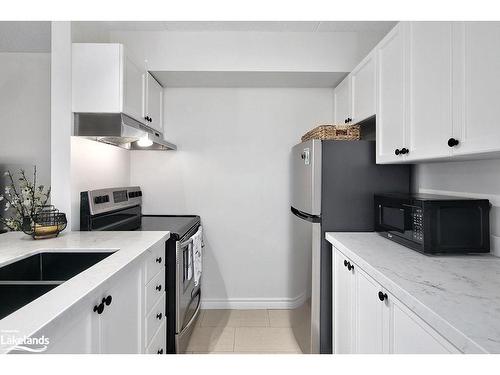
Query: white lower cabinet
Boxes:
[
  {"xmin": 333, "ymin": 247, "xmax": 459, "ymax": 354},
  {"xmin": 35, "ymin": 242, "xmax": 166, "ymax": 354},
  {"xmin": 98, "ymin": 265, "xmax": 142, "ymax": 354},
  {"xmin": 334, "ymin": 250, "xmax": 354, "ymax": 353}
]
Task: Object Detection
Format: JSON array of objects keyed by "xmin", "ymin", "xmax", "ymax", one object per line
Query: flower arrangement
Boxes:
[{"xmin": 0, "ymin": 166, "xmax": 51, "ymax": 231}]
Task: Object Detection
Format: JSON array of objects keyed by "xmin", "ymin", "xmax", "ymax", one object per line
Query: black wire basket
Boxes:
[{"xmin": 21, "ymin": 205, "xmax": 67, "ymax": 240}]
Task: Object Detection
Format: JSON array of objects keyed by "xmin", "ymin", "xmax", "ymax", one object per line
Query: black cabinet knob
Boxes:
[
  {"xmin": 93, "ymin": 302, "xmax": 104, "ymax": 314},
  {"xmin": 156, "ymin": 312, "xmax": 163, "ymax": 320},
  {"xmin": 156, "ymin": 257, "xmax": 162, "ymax": 263},
  {"xmin": 395, "ymin": 149, "xmax": 400, "ymax": 155},
  {"xmin": 378, "ymin": 291, "xmax": 388, "ymax": 301},
  {"xmin": 103, "ymin": 295, "xmax": 112, "ymax": 306},
  {"xmin": 347, "ymin": 263, "xmax": 354, "ymax": 271},
  {"xmin": 157, "ymin": 348, "xmax": 164, "ymax": 354},
  {"xmin": 344, "ymin": 119, "xmax": 348, "ymax": 124},
  {"xmin": 448, "ymin": 138, "xmax": 459, "ymax": 147},
  {"xmin": 344, "ymin": 259, "xmax": 348, "ymax": 267},
  {"xmin": 400, "ymin": 148, "xmax": 409, "ymax": 155},
  {"xmin": 156, "ymin": 284, "xmax": 162, "ymax": 292},
  {"xmin": 347, "ymin": 118, "xmax": 352, "ymax": 123}
]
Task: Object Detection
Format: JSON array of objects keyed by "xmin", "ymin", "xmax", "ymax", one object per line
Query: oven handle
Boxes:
[
  {"xmin": 179, "ymin": 290, "xmax": 202, "ymax": 335},
  {"xmin": 94, "ymin": 215, "xmax": 140, "ymax": 231}
]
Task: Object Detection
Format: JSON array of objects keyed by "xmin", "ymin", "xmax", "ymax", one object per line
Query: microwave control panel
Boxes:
[{"xmin": 412, "ymin": 208, "xmax": 424, "ymax": 242}]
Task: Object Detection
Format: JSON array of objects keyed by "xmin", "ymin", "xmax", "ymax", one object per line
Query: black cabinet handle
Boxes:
[
  {"xmin": 156, "ymin": 312, "xmax": 163, "ymax": 320},
  {"xmin": 156, "ymin": 284, "xmax": 162, "ymax": 292},
  {"xmin": 103, "ymin": 295, "xmax": 112, "ymax": 306},
  {"xmin": 395, "ymin": 149, "xmax": 400, "ymax": 155},
  {"xmin": 400, "ymin": 148, "xmax": 409, "ymax": 155},
  {"xmin": 93, "ymin": 302, "xmax": 104, "ymax": 314},
  {"xmin": 347, "ymin": 118, "xmax": 352, "ymax": 123},
  {"xmin": 344, "ymin": 259, "xmax": 348, "ymax": 267},
  {"xmin": 157, "ymin": 348, "xmax": 164, "ymax": 354},
  {"xmin": 448, "ymin": 138, "xmax": 459, "ymax": 147},
  {"xmin": 378, "ymin": 291, "xmax": 388, "ymax": 301},
  {"xmin": 156, "ymin": 257, "xmax": 162, "ymax": 263},
  {"xmin": 347, "ymin": 263, "xmax": 354, "ymax": 271},
  {"xmin": 344, "ymin": 119, "xmax": 348, "ymax": 124}
]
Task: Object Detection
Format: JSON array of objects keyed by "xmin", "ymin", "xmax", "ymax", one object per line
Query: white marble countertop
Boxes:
[
  {"xmin": 326, "ymin": 232, "xmax": 500, "ymax": 354},
  {"xmin": 0, "ymin": 231, "xmax": 169, "ymax": 353}
]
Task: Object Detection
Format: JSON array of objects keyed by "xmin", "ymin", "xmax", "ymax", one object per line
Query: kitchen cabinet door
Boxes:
[
  {"xmin": 39, "ymin": 296, "xmax": 99, "ymax": 354},
  {"xmin": 99, "ymin": 265, "xmax": 143, "ymax": 354},
  {"xmin": 405, "ymin": 22, "xmax": 453, "ymax": 161},
  {"xmin": 334, "ymin": 76, "xmax": 352, "ymax": 125},
  {"xmin": 144, "ymin": 73, "xmax": 164, "ymax": 133},
  {"xmin": 333, "ymin": 249, "xmax": 355, "ymax": 354},
  {"xmin": 355, "ymin": 268, "xmax": 386, "ymax": 354},
  {"xmin": 390, "ymin": 296, "xmax": 459, "ymax": 354},
  {"xmin": 123, "ymin": 55, "xmax": 146, "ymax": 124},
  {"xmin": 452, "ymin": 22, "xmax": 500, "ymax": 156},
  {"xmin": 351, "ymin": 53, "xmax": 376, "ymax": 124},
  {"xmin": 376, "ymin": 23, "xmax": 407, "ymax": 163}
]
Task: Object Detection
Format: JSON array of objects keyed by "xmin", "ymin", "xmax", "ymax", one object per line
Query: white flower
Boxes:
[
  {"xmin": 5, "ymin": 202, "xmax": 10, "ymax": 211},
  {"xmin": 3, "ymin": 171, "xmax": 8, "ymax": 176},
  {"xmin": 5, "ymin": 186, "xmax": 10, "ymax": 194},
  {"xmin": 0, "ymin": 196, "xmax": 3, "ymax": 201}
]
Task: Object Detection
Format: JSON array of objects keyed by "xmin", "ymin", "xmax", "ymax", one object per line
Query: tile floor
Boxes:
[{"xmin": 185, "ymin": 309, "xmax": 303, "ymax": 354}]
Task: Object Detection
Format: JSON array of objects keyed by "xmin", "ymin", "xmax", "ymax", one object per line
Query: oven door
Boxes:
[{"xmin": 175, "ymin": 227, "xmax": 201, "ymax": 334}]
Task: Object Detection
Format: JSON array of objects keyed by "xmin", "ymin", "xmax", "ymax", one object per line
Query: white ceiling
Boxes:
[
  {"xmin": 74, "ymin": 21, "xmax": 397, "ymax": 33},
  {"xmin": 152, "ymin": 71, "xmax": 348, "ymax": 88},
  {"xmin": 0, "ymin": 21, "xmax": 51, "ymax": 52}
]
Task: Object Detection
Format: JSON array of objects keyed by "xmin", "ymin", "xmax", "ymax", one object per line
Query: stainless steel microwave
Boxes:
[{"xmin": 374, "ymin": 193, "xmax": 490, "ymax": 254}]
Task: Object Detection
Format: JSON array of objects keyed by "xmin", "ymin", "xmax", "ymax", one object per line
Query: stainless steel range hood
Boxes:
[{"xmin": 74, "ymin": 113, "xmax": 177, "ymax": 151}]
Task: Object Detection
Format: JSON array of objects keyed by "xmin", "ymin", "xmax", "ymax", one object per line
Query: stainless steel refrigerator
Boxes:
[{"xmin": 290, "ymin": 139, "xmax": 410, "ymax": 354}]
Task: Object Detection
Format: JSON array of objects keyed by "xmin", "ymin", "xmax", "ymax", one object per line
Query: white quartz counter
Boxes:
[
  {"xmin": 0, "ymin": 231, "xmax": 169, "ymax": 353},
  {"xmin": 326, "ymin": 232, "xmax": 500, "ymax": 354}
]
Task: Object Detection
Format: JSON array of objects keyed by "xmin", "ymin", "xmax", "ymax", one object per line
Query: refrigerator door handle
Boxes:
[{"xmin": 291, "ymin": 206, "xmax": 321, "ymax": 223}]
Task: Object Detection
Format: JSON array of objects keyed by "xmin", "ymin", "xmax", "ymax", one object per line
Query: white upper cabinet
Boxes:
[
  {"xmin": 123, "ymin": 54, "xmax": 146, "ymax": 123},
  {"xmin": 376, "ymin": 23, "xmax": 407, "ymax": 163},
  {"xmin": 73, "ymin": 43, "xmax": 165, "ymax": 132},
  {"xmin": 351, "ymin": 52, "xmax": 376, "ymax": 124},
  {"xmin": 405, "ymin": 22, "xmax": 454, "ymax": 161},
  {"xmin": 333, "ymin": 76, "xmax": 352, "ymax": 125},
  {"xmin": 144, "ymin": 73, "xmax": 164, "ymax": 133},
  {"xmin": 452, "ymin": 22, "xmax": 500, "ymax": 156}
]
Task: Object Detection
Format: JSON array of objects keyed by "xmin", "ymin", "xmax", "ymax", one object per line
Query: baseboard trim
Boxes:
[{"xmin": 201, "ymin": 293, "xmax": 307, "ymax": 310}]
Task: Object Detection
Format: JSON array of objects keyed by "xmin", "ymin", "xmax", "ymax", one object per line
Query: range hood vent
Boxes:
[{"xmin": 74, "ymin": 113, "xmax": 177, "ymax": 151}]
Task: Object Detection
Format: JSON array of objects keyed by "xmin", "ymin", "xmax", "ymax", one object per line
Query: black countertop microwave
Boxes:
[{"xmin": 374, "ymin": 193, "xmax": 490, "ymax": 254}]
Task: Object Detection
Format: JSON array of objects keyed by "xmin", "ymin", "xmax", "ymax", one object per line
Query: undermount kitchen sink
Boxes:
[{"xmin": 0, "ymin": 251, "xmax": 115, "ymax": 320}]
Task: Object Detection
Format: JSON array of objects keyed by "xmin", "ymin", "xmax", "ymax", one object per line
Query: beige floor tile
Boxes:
[
  {"xmin": 201, "ymin": 309, "xmax": 269, "ymax": 327},
  {"xmin": 195, "ymin": 309, "xmax": 205, "ymax": 327},
  {"xmin": 234, "ymin": 327, "xmax": 302, "ymax": 353},
  {"xmin": 268, "ymin": 310, "xmax": 293, "ymax": 327},
  {"xmin": 185, "ymin": 326, "xmax": 235, "ymax": 353}
]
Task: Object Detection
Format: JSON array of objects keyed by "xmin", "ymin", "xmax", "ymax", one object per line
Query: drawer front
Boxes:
[
  {"xmin": 146, "ymin": 269, "xmax": 165, "ymax": 314},
  {"xmin": 145, "ymin": 241, "xmax": 165, "ymax": 283},
  {"xmin": 146, "ymin": 294, "xmax": 166, "ymax": 346},
  {"xmin": 146, "ymin": 320, "xmax": 166, "ymax": 354}
]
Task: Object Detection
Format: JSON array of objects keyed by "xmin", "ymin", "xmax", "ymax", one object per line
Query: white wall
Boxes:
[
  {"xmin": 413, "ymin": 159, "xmax": 500, "ymax": 256},
  {"xmin": 70, "ymin": 137, "xmax": 131, "ymax": 230},
  {"xmin": 0, "ymin": 52, "xmax": 51, "ymax": 187},
  {"xmin": 51, "ymin": 22, "xmax": 73, "ymax": 227},
  {"xmin": 108, "ymin": 30, "xmax": 382, "ymax": 73},
  {"xmin": 130, "ymin": 88, "xmax": 333, "ymax": 308}
]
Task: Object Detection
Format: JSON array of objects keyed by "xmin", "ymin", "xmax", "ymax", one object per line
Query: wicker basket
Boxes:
[{"xmin": 301, "ymin": 124, "xmax": 360, "ymax": 142}]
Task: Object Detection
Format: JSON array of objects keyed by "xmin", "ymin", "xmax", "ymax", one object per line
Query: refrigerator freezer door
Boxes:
[
  {"xmin": 289, "ymin": 210, "xmax": 321, "ymax": 354},
  {"xmin": 291, "ymin": 140, "xmax": 322, "ymax": 216}
]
